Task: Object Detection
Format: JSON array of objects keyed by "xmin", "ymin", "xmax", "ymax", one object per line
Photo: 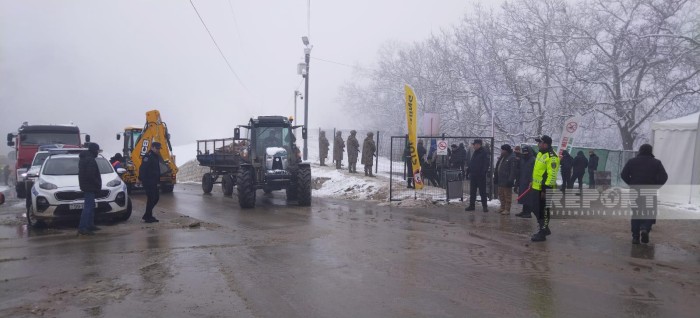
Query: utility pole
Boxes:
[{"xmin": 302, "ymin": 36, "xmax": 312, "ymax": 161}]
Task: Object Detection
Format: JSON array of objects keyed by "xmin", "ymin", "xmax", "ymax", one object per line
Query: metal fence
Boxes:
[
  {"xmin": 388, "ymin": 136, "xmax": 495, "ymax": 202},
  {"xmin": 525, "ymin": 143, "xmax": 637, "ymax": 187}
]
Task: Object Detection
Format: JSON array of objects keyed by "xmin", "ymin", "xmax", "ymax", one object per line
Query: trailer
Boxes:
[{"xmin": 196, "ymin": 138, "xmax": 243, "ymax": 196}]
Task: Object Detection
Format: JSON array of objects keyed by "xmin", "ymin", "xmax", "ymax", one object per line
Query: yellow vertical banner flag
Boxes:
[{"xmin": 405, "ymin": 84, "xmax": 424, "ymax": 190}]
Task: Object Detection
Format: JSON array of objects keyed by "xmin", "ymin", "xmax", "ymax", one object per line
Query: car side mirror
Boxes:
[
  {"xmin": 116, "ymin": 134, "xmax": 121, "ymax": 140},
  {"xmin": 25, "ymin": 172, "xmax": 39, "ymax": 178},
  {"xmin": 85, "ymin": 134, "xmax": 91, "ymax": 143},
  {"xmin": 116, "ymin": 168, "xmax": 126, "ymax": 174},
  {"xmin": 302, "ymin": 127, "xmax": 308, "ymax": 140},
  {"xmin": 234, "ymin": 128, "xmax": 240, "ymax": 140}
]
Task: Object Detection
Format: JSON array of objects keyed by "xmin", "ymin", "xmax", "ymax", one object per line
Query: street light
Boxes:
[{"xmin": 300, "ymin": 36, "xmax": 312, "ymax": 161}]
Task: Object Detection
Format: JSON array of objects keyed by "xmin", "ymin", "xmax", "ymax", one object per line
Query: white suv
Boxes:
[{"xmin": 27, "ymin": 151, "xmax": 132, "ymax": 226}]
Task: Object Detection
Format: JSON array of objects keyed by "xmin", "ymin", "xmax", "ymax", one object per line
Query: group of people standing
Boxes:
[
  {"xmin": 318, "ymin": 130, "xmax": 376, "ymax": 177},
  {"xmin": 403, "ymin": 140, "xmax": 470, "ymax": 189},
  {"xmin": 77, "ymin": 141, "xmax": 163, "ymax": 236},
  {"xmin": 481, "ymin": 136, "xmax": 559, "ymax": 242},
  {"xmin": 559, "ymin": 149, "xmax": 599, "ymax": 192}
]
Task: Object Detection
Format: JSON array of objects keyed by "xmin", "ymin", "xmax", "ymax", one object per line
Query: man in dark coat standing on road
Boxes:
[
  {"xmin": 588, "ymin": 150, "xmax": 599, "ymax": 188},
  {"xmin": 465, "ymin": 139, "xmax": 489, "ymax": 212},
  {"xmin": 621, "ymin": 144, "xmax": 668, "ymax": 244},
  {"xmin": 560, "ymin": 150, "xmax": 573, "ymax": 192},
  {"xmin": 570, "ymin": 151, "xmax": 588, "ymax": 192},
  {"xmin": 346, "ymin": 130, "xmax": 360, "ymax": 173},
  {"xmin": 78, "ymin": 142, "xmax": 102, "ymax": 236},
  {"xmin": 361, "ymin": 132, "xmax": 376, "ymax": 177},
  {"xmin": 333, "ymin": 131, "xmax": 345, "ymax": 169},
  {"xmin": 140, "ymin": 141, "xmax": 162, "ymax": 223},
  {"xmin": 318, "ymin": 131, "xmax": 329, "ymax": 166}
]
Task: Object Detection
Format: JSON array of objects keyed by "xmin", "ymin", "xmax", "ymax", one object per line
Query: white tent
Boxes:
[{"xmin": 651, "ymin": 112, "xmax": 700, "ymax": 204}]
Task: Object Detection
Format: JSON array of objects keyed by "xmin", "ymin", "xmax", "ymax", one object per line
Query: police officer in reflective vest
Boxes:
[
  {"xmin": 530, "ymin": 135, "xmax": 559, "ymax": 242},
  {"xmin": 139, "ymin": 141, "xmax": 162, "ymax": 223}
]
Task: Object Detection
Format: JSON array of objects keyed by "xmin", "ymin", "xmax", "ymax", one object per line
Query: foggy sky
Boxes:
[{"xmin": 1, "ymin": 0, "xmax": 473, "ymax": 157}]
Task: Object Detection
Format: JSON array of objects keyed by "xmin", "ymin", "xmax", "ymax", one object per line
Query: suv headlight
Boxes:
[
  {"xmin": 107, "ymin": 178, "xmax": 122, "ymax": 187},
  {"xmin": 38, "ymin": 180, "xmax": 57, "ymax": 190}
]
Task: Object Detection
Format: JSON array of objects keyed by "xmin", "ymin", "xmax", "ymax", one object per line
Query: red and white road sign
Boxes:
[{"xmin": 437, "ymin": 140, "xmax": 448, "ymax": 155}]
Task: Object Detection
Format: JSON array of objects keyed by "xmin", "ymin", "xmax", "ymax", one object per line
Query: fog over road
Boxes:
[{"xmin": 1, "ymin": 184, "xmax": 699, "ymax": 317}]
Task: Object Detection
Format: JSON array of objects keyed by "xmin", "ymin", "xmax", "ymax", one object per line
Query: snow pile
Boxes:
[{"xmin": 311, "ymin": 165, "xmax": 388, "ymax": 201}]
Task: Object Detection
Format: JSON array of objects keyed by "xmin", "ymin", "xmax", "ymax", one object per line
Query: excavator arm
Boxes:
[{"xmin": 122, "ymin": 110, "xmax": 178, "ymax": 193}]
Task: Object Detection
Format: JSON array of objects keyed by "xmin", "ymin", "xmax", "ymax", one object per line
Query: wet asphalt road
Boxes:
[{"xmin": 1, "ymin": 183, "xmax": 699, "ymax": 318}]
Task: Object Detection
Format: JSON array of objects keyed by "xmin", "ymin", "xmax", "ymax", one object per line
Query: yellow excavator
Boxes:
[{"xmin": 117, "ymin": 110, "xmax": 178, "ymax": 193}]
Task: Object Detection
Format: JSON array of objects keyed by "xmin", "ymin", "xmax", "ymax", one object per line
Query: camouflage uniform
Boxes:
[
  {"xmin": 319, "ymin": 131, "xmax": 330, "ymax": 166},
  {"xmin": 346, "ymin": 130, "xmax": 360, "ymax": 173},
  {"xmin": 362, "ymin": 132, "xmax": 376, "ymax": 177},
  {"xmin": 333, "ymin": 131, "xmax": 345, "ymax": 169}
]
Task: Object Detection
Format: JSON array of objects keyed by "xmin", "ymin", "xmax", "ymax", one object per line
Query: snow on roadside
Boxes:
[{"xmin": 311, "ymin": 164, "xmax": 388, "ymax": 201}]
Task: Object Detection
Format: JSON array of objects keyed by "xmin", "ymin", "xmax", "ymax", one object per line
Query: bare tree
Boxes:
[{"xmin": 572, "ymin": 0, "xmax": 700, "ymax": 149}]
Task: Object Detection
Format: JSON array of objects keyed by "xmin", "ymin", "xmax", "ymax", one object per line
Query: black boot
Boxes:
[
  {"xmin": 482, "ymin": 204, "xmax": 488, "ymax": 213},
  {"xmin": 531, "ymin": 230, "xmax": 547, "ymax": 242},
  {"xmin": 465, "ymin": 205, "xmax": 476, "ymax": 211},
  {"xmin": 640, "ymin": 229, "xmax": 649, "ymax": 244},
  {"xmin": 632, "ymin": 236, "xmax": 641, "ymax": 244}
]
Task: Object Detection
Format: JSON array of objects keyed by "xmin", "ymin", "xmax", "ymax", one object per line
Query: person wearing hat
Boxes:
[
  {"xmin": 495, "ymin": 144, "xmax": 517, "ymax": 215},
  {"xmin": 620, "ymin": 144, "xmax": 668, "ymax": 244},
  {"xmin": 78, "ymin": 142, "xmax": 102, "ymax": 235},
  {"xmin": 139, "ymin": 141, "xmax": 162, "ymax": 223},
  {"xmin": 465, "ymin": 139, "xmax": 489, "ymax": 212},
  {"xmin": 346, "ymin": 130, "xmax": 360, "ymax": 173},
  {"xmin": 362, "ymin": 132, "xmax": 376, "ymax": 177},
  {"xmin": 530, "ymin": 135, "xmax": 560, "ymax": 241},
  {"xmin": 515, "ymin": 145, "xmax": 536, "ymax": 218},
  {"xmin": 333, "ymin": 131, "xmax": 345, "ymax": 169},
  {"xmin": 319, "ymin": 131, "xmax": 330, "ymax": 166}
]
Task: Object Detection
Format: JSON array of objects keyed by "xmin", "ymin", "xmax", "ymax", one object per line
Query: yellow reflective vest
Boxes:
[{"xmin": 532, "ymin": 150, "xmax": 560, "ymax": 191}]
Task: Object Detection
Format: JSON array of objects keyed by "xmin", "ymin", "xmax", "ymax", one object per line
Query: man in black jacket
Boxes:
[
  {"xmin": 465, "ymin": 139, "xmax": 489, "ymax": 212},
  {"xmin": 140, "ymin": 141, "xmax": 162, "ymax": 223},
  {"xmin": 621, "ymin": 144, "xmax": 668, "ymax": 244},
  {"xmin": 560, "ymin": 150, "xmax": 574, "ymax": 192},
  {"xmin": 78, "ymin": 143, "xmax": 102, "ymax": 236},
  {"xmin": 515, "ymin": 146, "xmax": 536, "ymax": 218},
  {"xmin": 588, "ymin": 150, "xmax": 599, "ymax": 188},
  {"xmin": 570, "ymin": 151, "xmax": 588, "ymax": 193},
  {"xmin": 495, "ymin": 144, "xmax": 517, "ymax": 215}
]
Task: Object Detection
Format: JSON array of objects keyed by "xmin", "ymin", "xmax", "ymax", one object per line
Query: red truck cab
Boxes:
[{"xmin": 6, "ymin": 123, "xmax": 86, "ymax": 198}]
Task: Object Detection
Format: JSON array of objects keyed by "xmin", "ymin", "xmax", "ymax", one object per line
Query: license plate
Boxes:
[{"xmin": 69, "ymin": 203, "xmax": 84, "ymax": 210}]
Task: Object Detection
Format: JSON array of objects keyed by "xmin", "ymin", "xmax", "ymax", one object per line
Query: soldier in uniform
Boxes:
[
  {"xmin": 362, "ymin": 132, "xmax": 376, "ymax": 177},
  {"xmin": 346, "ymin": 130, "xmax": 360, "ymax": 173},
  {"xmin": 319, "ymin": 131, "xmax": 329, "ymax": 166},
  {"xmin": 530, "ymin": 135, "xmax": 560, "ymax": 242},
  {"xmin": 139, "ymin": 141, "xmax": 162, "ymax": 223},
  {"xmin": 333, "ymin": 131, "xmax": 345, "ymax": 169}
]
